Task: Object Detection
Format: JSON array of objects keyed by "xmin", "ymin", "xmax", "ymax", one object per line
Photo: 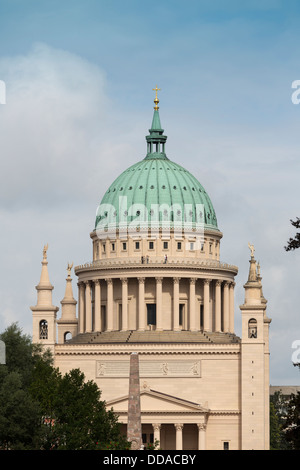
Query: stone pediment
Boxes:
[{"xmin": 106, "ymin": 388, "xmax": 209, "ymax": 414}]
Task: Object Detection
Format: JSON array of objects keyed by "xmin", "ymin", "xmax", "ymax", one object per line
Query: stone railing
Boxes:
[{"xmin": 74, "ymin": 257, "xmax": 238, "ymax": 274}]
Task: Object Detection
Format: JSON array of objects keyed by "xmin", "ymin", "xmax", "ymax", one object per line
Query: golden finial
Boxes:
[{"xmin": 152, "ymin": 85, "xmax": 161, "ymax": 110}]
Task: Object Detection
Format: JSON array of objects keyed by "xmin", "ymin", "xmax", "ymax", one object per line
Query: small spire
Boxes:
[
  {"xmin": 145, "ymin": 86, "xmax": 167, "ymax": 160},
  {"xmin": 62, "ymin": 262, "xmax": 75, "ymax": 302},
  {"xmin": 38, "ymin": 243, "xmax": 53, "ymax": 288},
  {"xmin": 152, "ymin": 85, "xmax": 161, "ymax": 110},
  {"xmin": 60, "ymin": 262, "xmax": 77, "ymax": 320}
]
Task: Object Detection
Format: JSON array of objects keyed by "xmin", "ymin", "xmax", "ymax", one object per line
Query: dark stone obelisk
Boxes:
[{"xmin": 127, "ymin": 352, "xmax": 142, "ymax": 450}]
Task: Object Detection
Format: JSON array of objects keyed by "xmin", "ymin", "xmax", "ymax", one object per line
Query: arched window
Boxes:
[
  {"xmin": 64, "ymin": 332, "xmax": 72, "ymax": 342},
  {"xmin": 248, "ymin": 318, "xmax": 257, "ymax": 338},
  {"xmin": 39, "ymin": 320, "xmax": 48, "ymax": 340}
]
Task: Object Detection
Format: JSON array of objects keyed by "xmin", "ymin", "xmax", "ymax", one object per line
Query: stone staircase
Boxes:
[{"xmin": 67, "ymin": 329, "xmax": 240, "ymax": 345}]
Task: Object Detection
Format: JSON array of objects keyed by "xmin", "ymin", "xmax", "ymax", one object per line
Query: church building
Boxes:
[{"xmin": 31, "ymin": 88, "xmax": 271, "ymax": 450}]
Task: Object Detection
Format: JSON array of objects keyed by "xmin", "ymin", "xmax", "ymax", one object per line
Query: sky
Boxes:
[{"xmin": 0, "ymin": 0, "xmax": 300, "ymax": 385}]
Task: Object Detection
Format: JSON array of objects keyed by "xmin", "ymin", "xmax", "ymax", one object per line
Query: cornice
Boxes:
[
  {"xmin": 55, "ymin": 342, "xmax": 241, "ymax": 356},
  {"xmin": 74, "ymin": 258, "xmax": 238, "ymax": 277}
]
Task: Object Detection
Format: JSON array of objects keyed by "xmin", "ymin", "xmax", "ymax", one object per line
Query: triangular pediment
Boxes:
[{"xmin": 106, "ymin": 388, "xmax": 209, "ymax": 414}]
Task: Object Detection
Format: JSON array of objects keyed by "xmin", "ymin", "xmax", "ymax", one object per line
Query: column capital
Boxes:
[
  {"xmin": 189, "ymin": 278, "xmax": 196, "ymax": 285},
  {"xmin": 230, "ymin": 281, "xmax": 236, "ymax": 288},
  {"xmin": 155, "ymin": 277, "xmax": 163, "ymax": 283},
  {"xmin": 105, "ymin": 278, "xmax": 113, "ymax": 285},
  {"xmin": 224, "ymin": 281, "xmax": 230, "ymax": 288},
  {"xmin": 84, "ymin": 280, "xmax": 91, "ymax": 286},
  {"xmin": 173, "ymin": 277, "xmax": 181, "ymax": 284},
  {"xmin": 215, "ymin": 280, "xmax": 222, "ymax": 287},
  {"xmin": 94, "ymin": 279, "xmax": 101, "ymax": 286},
  {"xmin": 152, "ymin": 423, "xmax": 161, "ymax": 431},
  {"xmin": 121, "ymin": 277, "xmax": 128, "ymax": 285},
  {"xmin": 204, "ymin": 278, "xmax": 211, "ymax": 285},
  {"xmin": 197, "ymin": 423, "xmax": 207, "ymax": 431},
  {"xmin": 174, "ymin": 423, "xmax": 184, "ymax": 431},
  {"xmin": 138, "ymin": 277, "xmax": 145, "ymax": 284}
]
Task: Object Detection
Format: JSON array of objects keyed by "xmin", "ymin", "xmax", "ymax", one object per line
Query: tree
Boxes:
[
  {"xmin": 283, "ymin": 391, "xmax": 300, "ymax": 449},
  {"xmin": 48, "ymin": 368, "xmax": 129, "ymax": 450},
  {"xmin": 285, "ymin": 217, "xmax": 300, "ymax": 251},
  {"xmin": 282, "ymin": 364, "xmax": 300, "ymax": 449},
  {"xmin": 0, "ymin": 323, "xmax": 130, "ymax": 450},
  {"xmin": 270, "ymin": 391, "xmax": 292, "ymax": 450},
  {"xmin": 270, "ymin": 401, "xmax": 281, "ymax": 450},
  {"xmin": 0, "ymin": 323, "xmax": 44, "ymax": 449}
]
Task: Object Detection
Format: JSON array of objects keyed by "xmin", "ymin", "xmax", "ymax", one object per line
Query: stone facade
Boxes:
[{"xmin": 30, "ymin": 98, "xmax": 271, "ymax": 450}]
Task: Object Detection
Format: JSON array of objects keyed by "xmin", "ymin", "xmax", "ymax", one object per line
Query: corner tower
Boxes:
[
  {"xmin": 31, "ymin": 244, "xmax": 59, "ymax": 354},
  {"xmin": 240, "ymin": 244, "xmax": 271, "ymax": 450}
]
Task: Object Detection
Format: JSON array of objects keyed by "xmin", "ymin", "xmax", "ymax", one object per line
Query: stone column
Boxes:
[
  {"xmin": 94, "ymin": 280, "xmax": 101, "ymax": 332},
  {"xmin": 229, "ymin": 282, "xmax": 235, "ymax": 333},
  {"xmin": 85, "ymin": 281, "xmax": 92, "ymax": 333},
  {"xmin": 189, "ymin": 278, "xmax": 197, "ymax": 331},
  {"xmin": 215, "ymin": 280, "xmax": 222, "ymax": 332},
  {"xmin": 203, "ymin": 279, "xmax": 211, "ymax": 332},
  {"xmin": 197, "ymin": 423, "xmax": 206, "ymax": 450},
  {"xmin": 174, "ymin": 423, "xmax": 183, "ymax": 450},
  {"xmin": 223, "ymin": 282, "xmax": 229, "ymax": 333},
  {"xmin": 78, "ymin": 282, "xmax": 85, "ymax": 334},
  {"xmin": 106, "ymin": 278, "xmax": 113, "ymax": 331},
  {"xmin": 138, "ymin": 278, "xmax": 145, "ymax": 331},
  {"xmin": 127, "ymin": 353, "xmax": 142, "ymax": 450},
  {"xmin": 173, "ymin": 278, "xmax": 180, "ymax": 331},
  {"xmin": 121, "ymin": 278, "xmax": 128, "ymax": 331},
  {"xmin": 156, "ymin": 277, "xmax": 163, "ymax": 331},
  {"xmin": 152, "ymin": 423, "xmax": 161, "ymax": 448}
]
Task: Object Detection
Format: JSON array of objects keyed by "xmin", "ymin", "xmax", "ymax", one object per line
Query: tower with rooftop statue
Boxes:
[{"xmin": 31, "ymin": 88, "xmax": 271, "ymax": 450}]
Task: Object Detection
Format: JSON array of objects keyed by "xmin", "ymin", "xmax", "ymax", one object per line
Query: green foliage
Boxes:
[
  {"xmin": 48, "ymin": 368, "xmax": 128, "ymax": 450},
  {"xmin": 283, "ymin": 391, "xmax": 300, "ymax": 449},
  {"xmin": 285, "ymin": 217, "xmax": 300, "ymax": 251},
  {"xmin": 0, "ymin": 322, "xmax": 129, "ymax": 450},
  {"xmin": 270, "ymin": 401, "xmax": 282, "ymax": 450}
]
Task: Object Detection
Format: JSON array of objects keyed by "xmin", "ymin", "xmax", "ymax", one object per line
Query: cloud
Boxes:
[{"xmin": 0, "ymin": 43, "xmax": 113, "ymax": 209}]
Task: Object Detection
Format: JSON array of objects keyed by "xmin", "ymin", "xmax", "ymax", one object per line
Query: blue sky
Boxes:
[{"xmin": 0, "ymin": 0, "xmax": 300, "ymax": 385}]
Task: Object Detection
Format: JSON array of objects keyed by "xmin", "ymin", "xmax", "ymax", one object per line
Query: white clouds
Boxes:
[{"xmin": 0, "ymin": 43, "xmax": 112, "ymax": 208}]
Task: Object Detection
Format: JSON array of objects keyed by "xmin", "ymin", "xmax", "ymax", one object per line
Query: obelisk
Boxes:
[{"xmin": 127, "ymin": 352, "xmax": 142, "ymax": 450}]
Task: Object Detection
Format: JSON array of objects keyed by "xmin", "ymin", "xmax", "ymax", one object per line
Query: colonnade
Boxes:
[
  {"xmin": 77, "ymin": 276, "xmax": 235, "ymax": 335},
  {"xmin": 151, "ymin": 422, "xmax": 207, "ymax": 450}
]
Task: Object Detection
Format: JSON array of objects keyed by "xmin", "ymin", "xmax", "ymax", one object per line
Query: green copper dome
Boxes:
[{"xmin": 95, "ymin": 107, "xmax": 219, "ymax": 234}]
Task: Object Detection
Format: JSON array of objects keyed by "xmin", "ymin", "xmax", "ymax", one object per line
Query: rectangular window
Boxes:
[
  {"xmin": 135, "ymin": 241, "xmax": 140, "ymax": 250},
  {"xmin": 149, "ymin": 241, "xmax": 154, "ymax": 250},
  {"xmin": 147, "ymin": 304, "xmax": 156, "ymax": 326},
  {"xmin": 179, "ymin": 304, "xmax": 184, "ymax": 326},
  {"xmin": 102, "ymin": 243, "xmax": 106, "ymax": 253},
  {"xmin": 200, "ymin": 304, "xmax": 204, "ymax": 330},
  {"xmin": 190, "ymin": 242, "xmax": 194, "ymax": 251},
  {"xmin": 163, "ymin": 241, "xmax": 168, "ymax": 250},
  {"xmin": 111, "ymin": 242, "xmax": 115, "ymax": 252},
  {"xmin": 223, "ymin": 442, "xmax": 229, "ymax": 450},
  {"xmin": 177, "ymin": 242, "xmax": 182, "ymax": 250},
  {"xmin": 101, "ymin": 305, "xmax": 106, "ymax": 332},
  {"xmin": 122, "ymin": 242, "xmax": 127, "ymax": 251}
]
